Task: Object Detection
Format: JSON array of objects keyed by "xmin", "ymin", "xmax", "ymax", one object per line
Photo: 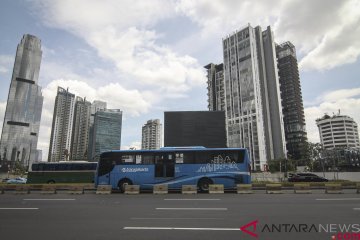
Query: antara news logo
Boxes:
[{"xmin": 240, "ymin": 220, "xmax": 360, "ymax": 239}]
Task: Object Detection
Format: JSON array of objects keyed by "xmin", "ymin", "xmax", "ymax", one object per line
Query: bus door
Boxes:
[{"xmin": 154, "ymin": 153, "xmax": 175, "ymax": 178}]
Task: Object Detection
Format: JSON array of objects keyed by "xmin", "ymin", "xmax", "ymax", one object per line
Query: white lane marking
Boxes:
[
  {"xmin": 156, "ymin": 208, "xmax": 227, "ymax": 211},
  {"xmin": 354, "ymin": 208, "xmax": 360, "ymax": 210},
  {"xmin": 0, "ymin": 208, "xmax": 39, "ymax": 210},
  {"xmin": 164, "ymin": 199, "xmax": 220, "ymax": 201},
  {"xmin": 23, "ymin": 199, "xmax": 76, "ymax": 201},
  {"xmin": 124, "ymin": 227, "xmax": 240, "ymax": 231},
  {"xmin": 131, "ymin": 218, "xmax": 224, "ymax": 220},
  {"xmin": 316, "ymin": 198, "xmax": 360, "ymax": 201}
]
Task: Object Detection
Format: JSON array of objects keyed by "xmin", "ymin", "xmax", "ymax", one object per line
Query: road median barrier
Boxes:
[
  {"xmin": 96, "ymin": 185, "xmax": 112, "ymax": 194},
  {"xmin": 294, "ymin": 183, "xmax": 311, "ymax": 194},
  {"xmin": 236, "ymin": 184, "xmax": 253, "ymax": 194},
  {"xmin": 41, "ymin": 185, "xmax": 57, "ymax": 194},
  {"xmin": 153, "ymin": 184, "xmax": 168, "ymax": 194},
  {"xmin": 68, "ymin": 185, "xmax": 84, "ymax": 194},
  {"xmin": 266, "ymin": 184, "xmax": 282, "ymax": 194},
  {"xmin": 125, "ymin": 185, "xmax": 140, "ymax": 195},
  {"xmin": 181, "ymin": 185, "xmax": 197, "ymax": 194},
  {"xmin": 209, "ymin": 184, "xmax": 224, "ymax": 194},
  {"xmin": 356, "ymin": 183, "xmax": 360, "ymax": 194},
  {"xmin": 14, "ymin": 185, "xmax": 30, "ymax": 194},
  {"xmin": 325, "ymin": 183, "xmax": 342, "ymax": 194}
]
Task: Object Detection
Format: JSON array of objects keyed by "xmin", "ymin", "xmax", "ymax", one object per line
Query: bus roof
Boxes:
[{"xmin": 103, "ymin": 147, "xmax": 247, "ymax": 154}]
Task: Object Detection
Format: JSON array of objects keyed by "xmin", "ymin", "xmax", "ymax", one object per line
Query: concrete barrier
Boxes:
[
  {"xmin": 124, "ymin": 185, "xmax": 140, "ymax": 195},
  {"xmin": 14, "ymin": 185, "xmax": 30, "ymax": 194},
  {"xmin": 357, "ymin": 183, "xmax": 360, "ymax": 194},
  {"xmin": 236, "ymin": 184, "xmax": 253, "ymax": 194},
  {"xmin": 68, "ymin": 185, "xmax": 84, "ymax": 194},
  {"xmin": 325, "ymin": 183, "xmax": 342, "ymax": 194},
  {"xmin": 209, "ymin": 184, "xmax": 224, "ymax": 194},
  {"xmin": 266, "ymin": 184, "xmax": 282, "ymax": 194},
  {"xmin": 294, "ymin": 184, "xmax": 311, "ymax": 194},
  {"xmin": 96, "ymin": 185, "xmax": 112, "ymax": 194},
  {"xmin": 181, "ymin": 185, "xmax": 197, "ymax": 194},
  {"xmin": 41, "ymin": 185, "xmax": 57, "ymax": 194},
  {"xmin": 153, "ymin": 184, "xmax": 168, "ymax": 194}
]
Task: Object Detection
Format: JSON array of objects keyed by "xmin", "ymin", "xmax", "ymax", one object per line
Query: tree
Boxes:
[
  {"xmin": 268, "ymin": 158, "xmax": 296, "ymax": 173},
  {"xmin": 14, "ymin": 161, "xmax": 26, "ymax": 176}
]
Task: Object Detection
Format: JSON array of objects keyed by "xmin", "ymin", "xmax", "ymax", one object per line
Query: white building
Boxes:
[
  {"xmin": 142, "ymin": 119, "xmax": 162, "ymax": 150},
  {"xmin": 222, "ymin": 24, "xmax": 286, "ymax": 170},
  {"xmin": 316, "ymin": 113, "xmax": 360, "ymax": 150},
  {"xmin": 48, "ymin": 87, "xmax": 76, "ymax": 162}
]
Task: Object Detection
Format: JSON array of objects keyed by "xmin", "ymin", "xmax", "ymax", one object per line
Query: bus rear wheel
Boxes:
[
  {"xmin": 118, "ymin": 179, "xmax": 132, "ymax": 193},
  {"xmin": 198, "ymin": 178, "xmax": 213, "ymax": 193}
]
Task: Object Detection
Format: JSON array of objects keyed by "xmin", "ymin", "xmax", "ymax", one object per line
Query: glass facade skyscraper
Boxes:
[
  {"xmin": 276, "ymin": 42, "xmax": 308, "ymax": 162},
  {"xmin": 88, "ymin": 109, "xmax": 122, "ymax": 161},
  {"xmin": 0, "ymin": 34, "xmax": 43, "ymax": 170}
]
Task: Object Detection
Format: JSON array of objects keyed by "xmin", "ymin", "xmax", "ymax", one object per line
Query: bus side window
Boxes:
[
  {"xmin": 121, "ymin": 154, "xmax": 135, "ymax": 164},
  {"xmin": 142, "ymin": 154, "xmax": 154, "ymax": 164},
  {"xmin": 136, "ymin": 155, "xmax": 142, "ymax": 164},
  {"xmin": 195, "ymin": 151, "xmax": 212, "ymax": 164},
  {"xmin": 175, "ymin": 153, "xmax": 184, "ymax": 163}
]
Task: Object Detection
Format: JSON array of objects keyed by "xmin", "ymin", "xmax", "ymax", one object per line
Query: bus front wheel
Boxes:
[
  {"xmin": 118, "ymin": 179, "xmax": 132, "ymax": 193},
  {"xmin": 198, "ymin": 178, "xmax": 213, "ymax": 193}
]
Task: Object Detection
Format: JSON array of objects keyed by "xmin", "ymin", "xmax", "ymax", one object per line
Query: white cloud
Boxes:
[
  {"xmin": 175, "ymin": 0, "xmax": 360, "ymax": 71},
  {"xmin": 121, "ymin": 141, "xmax": 142, "ymax": 150},
  {"xmin": 32, "ymin": 0, "xmax": 206, "ymax": 96},
  {"xmin": 0, "ymin": 55, "xmax": 13, "ymax": 74},
  {"xmin": 305, "ymin": 88, "xmax": 360, "ymax": 143},
  {"xmin": 298, "ymin": 0, "xmax": 360, "ymax": 70}
]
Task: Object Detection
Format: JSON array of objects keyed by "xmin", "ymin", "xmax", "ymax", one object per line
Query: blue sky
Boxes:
[{"xmin": 0, "ymin": 0, "xmax": 360, "ymax": 160}]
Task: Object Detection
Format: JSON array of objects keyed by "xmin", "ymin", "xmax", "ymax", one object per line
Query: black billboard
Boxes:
[{"xmin": 164, "ymin": 111, "xmax": 227, "ymax": 148}]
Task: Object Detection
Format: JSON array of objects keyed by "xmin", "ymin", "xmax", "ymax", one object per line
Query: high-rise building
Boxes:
[
  {"xmin": 142, "ymin": 119, "xmax": 162, "ymax": 150},
  {"xmin": 205, "ymin": 63, "xmax": 225, "ymax": 111},
  {"xmin": 164, "ymin": 111, "xmax": 227, "ymax": 148},
  {"xmin": 71, "ymin": 96, "xmax": 91, "ymax": 160},
  {"xmin": 276, "ymin": 42, "xmax": 308, "ymax": 161},
  {"xmin": 0, "ymin": 34, "xmax": 43, "ymax": 171},
  {"xmin": 88, "ymin": 109, "xmax": 122, "ymax": 161},
  {"xmin": 48, "ymin": 87, "xmax": 75, "ymax": 162},
  {"xmin": 89, "ymin": 100, "xmax": 107, "ymax": 126},
  {"xmin": 222, "ymin": 24, "xmax": 286, "ymax": 170},
  {"xmin": 316, "ymin": 113, "xmax": 360, "ymax": 150},
  {"xmin": 87, "ymin": 100, "xmax": 107, "ymax": 159}
]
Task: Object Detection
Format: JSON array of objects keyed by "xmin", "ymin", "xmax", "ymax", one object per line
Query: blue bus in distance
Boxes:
[{"xmin": 95, "ymin": 147, "xmax": 251, "ymax": 192}]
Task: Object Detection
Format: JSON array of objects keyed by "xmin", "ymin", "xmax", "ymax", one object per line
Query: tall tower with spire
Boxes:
[{"xmin": 0, "ymin": 34, "xmax": 43, "ymax": 170}]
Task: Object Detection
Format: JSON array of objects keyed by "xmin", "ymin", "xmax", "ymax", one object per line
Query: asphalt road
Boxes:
[{"xmin": 0, "ymin": 193, "xmax": 359, "ymax": 240}]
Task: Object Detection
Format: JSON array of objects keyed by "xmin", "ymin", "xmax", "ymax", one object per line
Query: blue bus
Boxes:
[{"xmin": 95, "ymin": 147, "xmax": 251, "ymax": 192}]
